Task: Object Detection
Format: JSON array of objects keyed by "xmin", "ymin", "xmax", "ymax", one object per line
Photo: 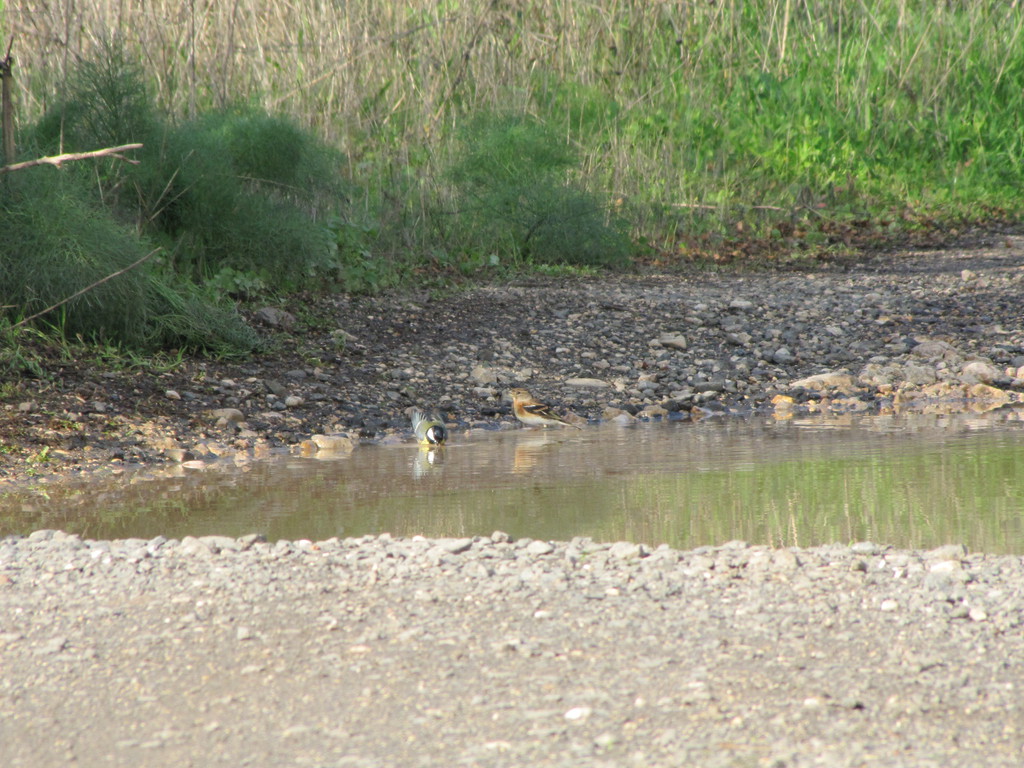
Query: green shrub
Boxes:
[
  {"xmin": 30, "ymin": 44, "xmax": 351, "ymax": 290},
  {"xmin": 32, "ymin": 39, "xmax": 156, "ymax": 151},
  {"xmin": 0, "ymin": 171, "xmax": 260, "ymax": 355},
  {"xmin": 448, "ymin": 114, "xmax": 630, "ymax": 267}
]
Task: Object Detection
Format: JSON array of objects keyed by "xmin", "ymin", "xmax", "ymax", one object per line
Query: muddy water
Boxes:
[{"xmin": 3, "ymin": 410, "xmax": 1024, "ymax": 553}]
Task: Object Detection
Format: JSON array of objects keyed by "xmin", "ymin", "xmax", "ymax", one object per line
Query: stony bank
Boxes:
[
  {"xmin": 3, "ymin": 233, "xmax": 1024, "ymax": 487},
  {"xmin": 2, "ymin": 235, "xmax": 1024, "ymax": 767}
]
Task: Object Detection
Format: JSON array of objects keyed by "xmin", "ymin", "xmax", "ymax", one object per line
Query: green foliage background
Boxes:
[{"xmin": 4, "ymin": 1, "xmax": 1024, "ymax": 355}]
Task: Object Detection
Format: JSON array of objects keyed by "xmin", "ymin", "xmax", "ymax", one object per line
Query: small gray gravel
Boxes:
[
  {"xmin": 2, "ymin": 530, "xmax": 1023, "ymax": 767},
  {"xmin": 7, "ymin": 234, "xmax": 1024, "ymax": 479},
  {"xmin": 5, "ymin": 238, "xmax": 1024, "ymax": 766}
]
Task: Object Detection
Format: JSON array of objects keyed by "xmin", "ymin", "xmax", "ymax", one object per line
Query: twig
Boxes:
[
  {"xmin": 429, "ymin": 8, "xmax": 491, "ymax": 131},
  {"xmin": 2, "ymin": 35, "xmax": 16, "ymax": 166},
  {"xmin": 670, "ymin": 202, "xmax": 788, "ymax": 211},
  {"xmin": 12, "ymin": 248, "xmax": 162, "ymax": 329},
  {"xmin": 0, "ymin": 143, "xmax": 144, "ymax": 174}
]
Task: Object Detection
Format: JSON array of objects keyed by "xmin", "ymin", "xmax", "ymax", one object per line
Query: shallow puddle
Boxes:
[{"xmin": 3, "ymin": 409, "xmax": 1024, "ymax": 553}]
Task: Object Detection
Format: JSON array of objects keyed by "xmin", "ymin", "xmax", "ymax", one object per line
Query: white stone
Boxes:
[
  {"xmin": 564, "ymin": 377, "xmax": 609, "ymax": 388},
  {"xmin": 471, "ymin": 365, "xmax": 498, "ymax": 385},
  {"xmin": 960, "ymin": 360, "xmax": 1001, "ymax": 384},
  {"xmin": 790, "ymin": 372, "xmax": 857, "ymax": 393},
  {"xmin": 564, "ymin": 706, "xmax": 592, "ymax": 721},
  {"xmin": 658, "ymin": 333, "xmax": 688, "ymax": 350}
]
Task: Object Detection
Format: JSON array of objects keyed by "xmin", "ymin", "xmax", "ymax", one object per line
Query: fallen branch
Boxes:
[
  {"xmin": 12, "ymin": 247, "xmax": 161, "ymax": 329},
  {"xmin": 0, "ymin": 143, "xmax": 144, "ymax": 174},
  {"xmin": 670, "ymin": 202, "xmax": 788, "ymax": 212},
  {"xmin": 2, "ymin": 35, "xmax": 15, "ymax": 165}
]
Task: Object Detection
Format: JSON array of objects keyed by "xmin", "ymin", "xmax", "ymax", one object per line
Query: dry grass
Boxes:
[
  {"xmin": 8, "ymin": 0, "xmax": 1024, "ymax": 246},
  {"xmin": 11, "ymin": 0, "xmax": 585, "ymax": 142}
]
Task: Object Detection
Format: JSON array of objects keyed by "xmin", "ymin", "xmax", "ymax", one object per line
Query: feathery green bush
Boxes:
[
  {"xmin": 0, "ymin": 170, "xmax": 260, "ymax": 354},
  {"xmin": 448, "ymin": 114, "xmax": 630, "ymax": 267}
]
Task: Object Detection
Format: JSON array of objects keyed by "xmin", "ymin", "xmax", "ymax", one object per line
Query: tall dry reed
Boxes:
[{"xmin": 7, "ymin": 0, "xmax": 1024, "ymax": 234}]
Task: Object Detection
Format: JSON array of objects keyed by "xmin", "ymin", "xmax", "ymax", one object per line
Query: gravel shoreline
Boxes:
[
  {"xmin": 4, "ymin": 236, "xmax": 1024, "ymax": 766},
  {"xmin": 2, "ymin": 531, "xmax": 1023, "ymax": 767},
  {"xmin": 5, "ymin": 233, "xmax": 1024, "ymax": 485}
]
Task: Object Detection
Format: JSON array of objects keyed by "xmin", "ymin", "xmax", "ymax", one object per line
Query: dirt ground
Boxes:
[
  {"xmin": 4, "ymin": 229, "xmax": 1024, "ymax": 493},
  {"xmin": 3, "ymin": 234, "xmax": 1024, "ymax": 766}
]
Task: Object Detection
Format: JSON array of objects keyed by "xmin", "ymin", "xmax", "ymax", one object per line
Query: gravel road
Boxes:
[
  {"xmin": 2, "ymin": 530, "xmax": 1023, "ymax": 767},
  {"xmin": 4, "ymin": 236, "xmax": 1024, "ymax": 766}
]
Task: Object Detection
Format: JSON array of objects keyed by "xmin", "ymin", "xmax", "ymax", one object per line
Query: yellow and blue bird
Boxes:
[{"xmin": 411, "ymin": 407, "xmax": 448, "ymax": 445}]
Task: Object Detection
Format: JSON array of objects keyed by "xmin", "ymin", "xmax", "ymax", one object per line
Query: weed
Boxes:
[
  {"xmin": 26, "ymin": 446, "xmax": 51, "ymax": 465},
  {"xmin": 6, "ymin": 1, "xmax": 1024, "ymax": 284},
  {"xmin": 448, "ymin": 114, "xmax": 630, "ymax": 268},
  {"xmin": 206, "ymin": 267, "xmax": 268, "ymax": 301}
]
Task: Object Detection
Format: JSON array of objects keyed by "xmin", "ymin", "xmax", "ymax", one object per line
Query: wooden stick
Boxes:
[
  {"xmin": 0, "ymin": 143, "xmax": 144, "ymax": 174},
  {"xmin": 669, "ymin": 202, "xmax": 788, "ymax": 212},
  {"xmin": 12, "ymin": 248, "xmax": 162, "ymax": 329},
  {"xmin": 1, "ymin": 36, "xmax": 15, "ymax": 166}
]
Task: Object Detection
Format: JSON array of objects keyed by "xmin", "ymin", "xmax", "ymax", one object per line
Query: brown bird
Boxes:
[{"xmin": 508, "ymin": 388, "xmax": 581, "ymax": 429}]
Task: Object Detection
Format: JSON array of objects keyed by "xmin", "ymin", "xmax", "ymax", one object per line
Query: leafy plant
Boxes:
[
  {"xmin": 206, "ymin": 267, "xmax": 268, "ymax": 300},
  {"xmin": 448, "ymin": 113, "xmax": 630, "ymax": 267},
  {"xmin": 326, "ymin": 217, "xmax": 404, "ymax": 294},
  {"xmin": 0, "ymin": 168, "xmax": 260, "ymax": 356}
]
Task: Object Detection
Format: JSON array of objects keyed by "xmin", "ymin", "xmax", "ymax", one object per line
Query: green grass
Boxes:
[
  {"xmin": 13, "ymin": 3, "xmax": 1024, "ymax": 253},
  {"xmin": 1, "ymin": 0, "xmax": 1022, "ymax": 335}
]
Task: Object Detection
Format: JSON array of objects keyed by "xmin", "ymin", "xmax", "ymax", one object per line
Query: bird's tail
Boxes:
[{"xmin": 410, "ymin": 408, "xmax": 426, "ymax": 431}]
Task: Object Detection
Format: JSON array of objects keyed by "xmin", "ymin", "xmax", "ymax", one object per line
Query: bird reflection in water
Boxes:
[{"xmin": 412, "ymin": 445, "xmax": 446, "ymax": 479}]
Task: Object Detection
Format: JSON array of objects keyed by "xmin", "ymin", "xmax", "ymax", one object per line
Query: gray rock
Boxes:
[
  {"xmin": 851, "ymin": 542, "xmax": 882, "ymax": 556},
  {"xmin": 608, "ymin": 541, "xmax": 645, "ymax": 560},
  {"xmin": 471, "ymin": 365, "xmax": 498, "ymax": 385},
  {"xmin": 437, "ymin": 538, "xmax": 474, "ymax": 554},
  {"xmin": 525, "ymin": 540, "xmax": 555, "ymax": 556},
  {"xmin": 34, "ymin": 636, "xmax": 68, "ymax": 655},
  {"xmin": 926, "ymin": 543, "xmax": 967, "ymax": 561},
  {"xmin": 790, "ymin": 372, "xmax": 858, "ymax": 393},
  {"xmin": 563, "ymin": 377, "xmax": 610, "ymax": 388},
  {"xmin": 199, "ymin": 536, "xmax": 240, "ymax": 553},
  {"xmin": 911, "ymin": 340, "xmax": 959, "ymax": 360},
  {"xmin": 255, "ymin": 307, "xmax": 296, "ymax": 328},
  {"xmin": 209, "ymin": 408, "xmax": 245, "ymax": 424},
  {"xmin": 959, "ymin": 360, "xmax": 1001, "ymax": 384},
  {"xmin": 658, "ymin": 333, "xmax": 688, "ymax": 351},
  {"xmin": 773, "ymin": 346, "xmax": 795, "ymax": 363}
]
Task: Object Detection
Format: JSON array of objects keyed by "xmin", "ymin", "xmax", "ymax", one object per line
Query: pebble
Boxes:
[
  {"xmin": 2, "ymin": 531, "xmax": 1024, "ymax": 765},
  {"xmin": 5, "ymin": 244, "xmax": 1024, "ymax": 765},
  {"xmin": 193, "ymin": 247, "xmax": 1024, "ymax": 456},
  {"xmin": 209, "ymin": 408, "xmax": 244, "ymax": 424},
  {"xmin": 563, "ymin": 377, "xmax": 609, "ymax": 388},
  {"xmin": 14, "ymin": 245, "xmax": 1024, "ymax": 475}
]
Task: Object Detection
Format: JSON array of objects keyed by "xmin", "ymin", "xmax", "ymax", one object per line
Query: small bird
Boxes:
[
  {"xmin": 411, "ymin": 408, "xmax": 448, "ymax": 445},
  {"xmin": 508, "ymin": 388, "xmax": 581, "ymax": 429}
]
